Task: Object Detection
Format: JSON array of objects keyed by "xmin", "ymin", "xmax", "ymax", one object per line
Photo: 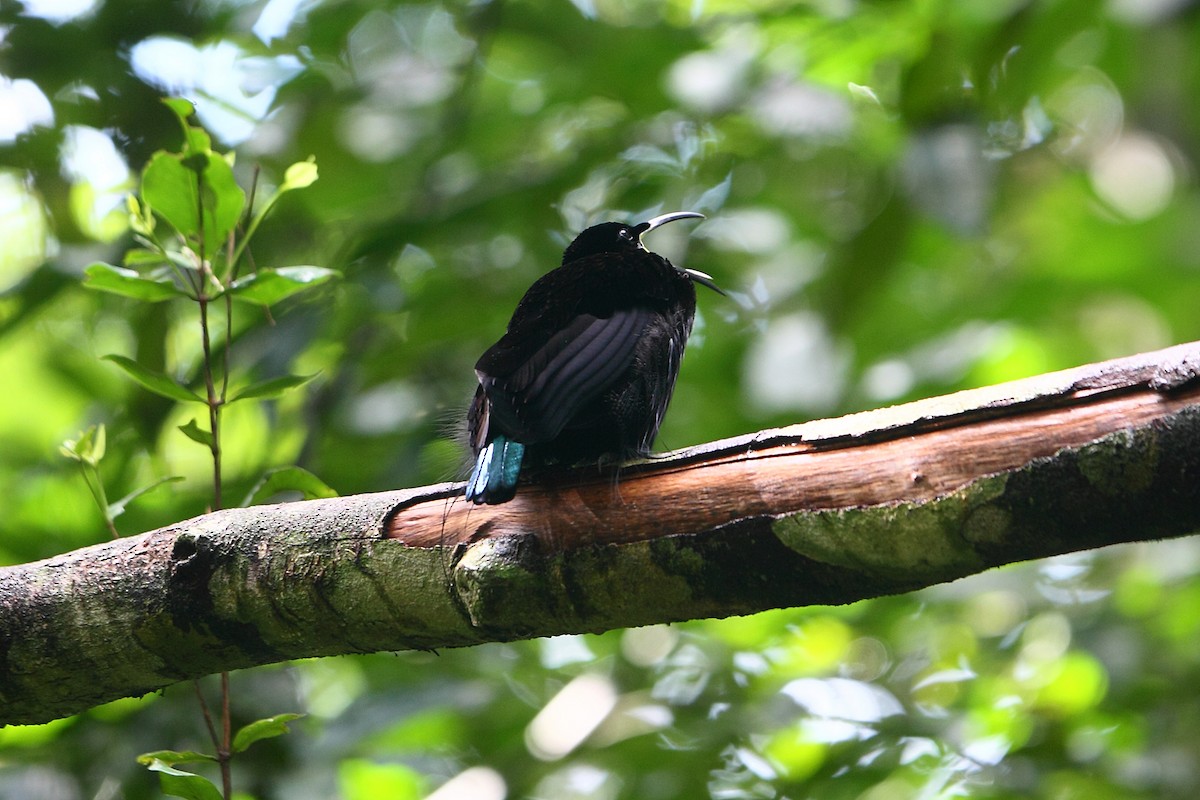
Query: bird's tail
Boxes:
[{"xmin": 465, "ymin": 435, "xmax": 526, "ymax": 504}]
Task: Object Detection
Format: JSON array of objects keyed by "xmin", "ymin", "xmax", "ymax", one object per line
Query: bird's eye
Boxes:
[{"xmin": 618, "ymin": 228, "xmax": 634, "ymax": 241}]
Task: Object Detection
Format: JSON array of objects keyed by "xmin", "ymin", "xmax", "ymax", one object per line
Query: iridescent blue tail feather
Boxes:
[{"xmin": 465, "ymin": 435, "xmax": 526, "ymax": 504}]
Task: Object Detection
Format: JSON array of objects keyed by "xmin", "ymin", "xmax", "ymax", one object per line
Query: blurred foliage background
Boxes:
[{"xmin": 2, "ymin": 0, "xmax": 1200, "ymax": 797}]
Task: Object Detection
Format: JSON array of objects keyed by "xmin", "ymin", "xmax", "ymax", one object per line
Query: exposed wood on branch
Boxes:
[
  {"xmin": 389, "ymin": 341, "xmax": 1200, "ymax": 548},
  {"xmin": 1, "ymin": 341, "xmax": 1198, "ymax": 725}
]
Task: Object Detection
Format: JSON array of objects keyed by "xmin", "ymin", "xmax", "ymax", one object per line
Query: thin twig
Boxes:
[
  {"xmin": 229, "ymin": 166, "xmax": 261, "ymax": 284},
  {"xmin": 193, "ymin": 681, "xmax": 220, "ymax": 750},
  {"xmin": 220, "ymin": 670, "xmax": 233, "ymax": 800},
  {"xmin": 79, "ymin": 463, "xmax": 120, "ymax": 539},
  {"xmin": 193, "ymin": 164, "xmax": 233, "ymax": 800},
  {"xmin": 198, "ymin": 296, "xmax": 223, "ymax": 512}
]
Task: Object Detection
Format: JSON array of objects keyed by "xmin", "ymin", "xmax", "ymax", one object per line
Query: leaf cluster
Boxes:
[{"xmin": 138, "ymin": 715, "xmax": 303, "ymax": 800}]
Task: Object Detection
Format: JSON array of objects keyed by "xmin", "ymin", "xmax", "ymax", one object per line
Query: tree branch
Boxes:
[{"xmin": 3, "ymin": 342, "xmax": 1199, "ymax": 725}]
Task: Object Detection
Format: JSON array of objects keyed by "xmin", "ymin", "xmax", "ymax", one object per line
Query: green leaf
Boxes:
[
  {"xmin": 231, "ymin": 713, "xmax": 303, "ymax": 753},
  {"xmin": 178, "ymin": 419, "xmax": 215, "ymax": 448},
  {"xmin": 166, "ymin": 248, "xmax": 202, "ymax": 273},
  {"xmin": 187, "ymin": 126, "xmax": 213, "ymax": 154},
  {"xmin": 282, "ymin": 157, "xmax": 319, "ymax": 191},
  {"xmin": 137, "ymin": 750, "xmax": 218, "ymax": 766},
  {"xmin": 243, "ymin": 467, "xmax": 338, "ymax": 506},
  {"xmin": 103, "ymin": 355, "xmax": 204, "ymax": 403},
  {"xmin": 158, "ymin": 772, "xmax": 223, "ymax": 800},
  {"xmin": 92, "ymin": 424, "xmax": 106, "ymax": 461},
  {"xmin": 228, "ymin": 373, "xmax": 318, "ymax": 404},
  {"xmin": 161, "ymin": 97, "xmax": 196, "ymax": 126},
  {"xmin": 141, "ymin": 152, "xmax": 198, "ymax": 240},
  {"xmin": 108, "ymin": 475, "xmax": 184, "ymax": 519},
  {"xmin": 230, "ymin": 266, "xmax": 339, "ymax": 306},
  {"xmin": 160, "ymin": 98, "xmax": 213, "ymax": 154},
  {"xmin": 196, "ymin": 152, "xmax": 244, "ymax": 250},
  {"xmin": 59, "ymin": 424, "xmax": 105, "ymax": 467},
  {"xmin": 122, "ymin": 249, "xmax": 169, "ymax": 268},
  {"xmin": 83, "ymin": 263, "xmax": 181, "ymax": 302},
  {"xmin": 141, "ymin": 149, "xmax": 245, "ymax": 256},
  {"xmin": 690, "ymin": 171, "xmax": 733, "ymax": 215},
  {"xmin": 143, "ymin": 759, "xmax": 224, "ymax": 800},
  {"xmin": 127, "ymin": 193, "xmax": 155, "ymax": 236}
]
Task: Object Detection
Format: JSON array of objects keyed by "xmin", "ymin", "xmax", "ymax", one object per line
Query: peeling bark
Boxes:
[{"xmin": 2, "ymin": 341, "xmax": 1199, "ymax": 725}]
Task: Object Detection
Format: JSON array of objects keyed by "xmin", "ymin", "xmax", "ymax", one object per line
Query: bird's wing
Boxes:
[{"xmin": 476, "ymin": 307, "xmax": 653, "ymax": 443}]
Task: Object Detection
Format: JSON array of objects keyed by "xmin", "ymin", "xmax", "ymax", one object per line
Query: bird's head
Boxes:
[{"xmin": 561, "ymin": 211, "xmax": 723, "ymax": 294}]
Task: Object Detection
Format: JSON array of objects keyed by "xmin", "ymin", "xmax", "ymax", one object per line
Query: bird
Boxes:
[{"xmin": 464, "ymin": 211, "xmax": 721, "ymax": 504}]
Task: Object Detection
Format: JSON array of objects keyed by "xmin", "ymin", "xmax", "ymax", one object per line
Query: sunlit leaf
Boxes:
[
  {"xmin": 127, "ymin": 193, "xmax": 155, "ymax": 235},
  {"xmin": 142, "ymin": 152, "xmax": 198, "ymax": 239},
  {"xmin": 231, "ymin": 713, "xmax": 303, "ymax": 753},
  {"xmin": 137, "ymin": 750, "xmax": 218, "ymax": 766},
  {"xmin": 282, "ymin": 157, "xmax": 319, "ymax": 190},
  {"xmin": 142, "ymin": 149, "xmax": 245, "ymax": 256},
  {"xmin": 184, "ymin": 126, "xmax": 213, "ymax": 157},
  {"xmin": 242, "ymin": 467, "xmax": 338, "ymax": 506},
  {"xmin": 161, "ymin": 97, "xmax": 196, "ymax": 126},
  {"xmin": 161, "ymin": 98, "xmax": 212, "ymax": 154},
  {"xmin": 103, "ymin": 355, "xmax": 203, "ymax": 403},
  {"xmin": 83, "ymin": 262, "xmax": 181, "ymax": 302},
  {"xmin": 59, "ymin": 424, "xmax": 105, "ymax": 467},
  {"xmin": 230, "ymin": 266, "xmax": 338, "ymax": 306},
  {"xmin": 197, "ymin": 153, "xmax": 245, "ymax": 249}
]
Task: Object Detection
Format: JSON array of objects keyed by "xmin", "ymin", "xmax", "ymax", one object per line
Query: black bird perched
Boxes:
[{"xmin": 465, "ymin": 211, "xmax": 720, "ymax": 504}]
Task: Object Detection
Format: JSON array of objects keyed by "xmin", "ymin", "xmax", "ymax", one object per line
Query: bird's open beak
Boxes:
[{"xmin": 636, "ymin": 211, "xmax": 724, "ymax": 295}]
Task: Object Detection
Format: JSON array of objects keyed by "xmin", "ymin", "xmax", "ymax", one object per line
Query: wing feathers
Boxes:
[{"xmin": 477, "ymin": 308, "xmax": 652, "ymax": 444}]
